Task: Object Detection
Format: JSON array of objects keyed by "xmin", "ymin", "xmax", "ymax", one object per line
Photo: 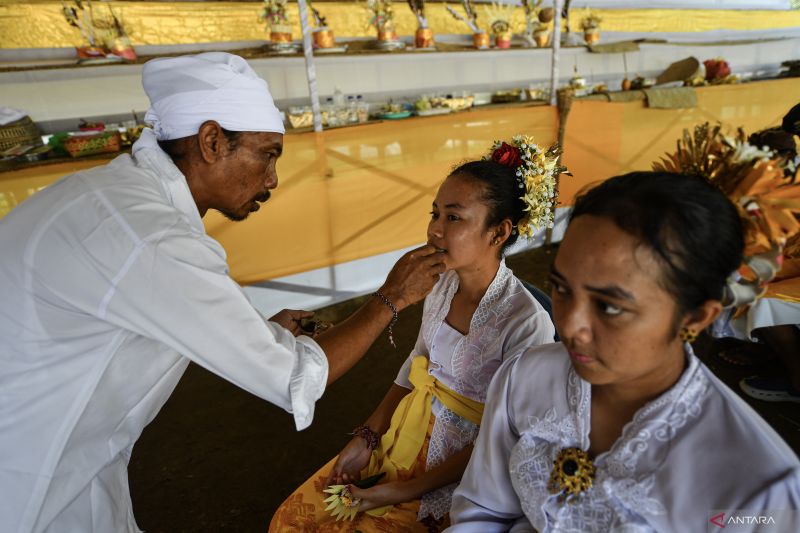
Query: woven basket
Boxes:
[
  {"xmin": 63, "ymin": 131, "xmax": 121, "ymax": 158},
  {"xmin": 0, "ymin": 116, "xmax": 43, "ymax": 152}
]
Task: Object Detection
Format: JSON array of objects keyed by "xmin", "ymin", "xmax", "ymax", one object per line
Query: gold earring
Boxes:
[
  {"xmin": 679, "ymin": 327, "xmax": 698, "ymax": 343},
  {"xmin": 492, "ymin": 238, "xmax": 500, "ymax": 245}
]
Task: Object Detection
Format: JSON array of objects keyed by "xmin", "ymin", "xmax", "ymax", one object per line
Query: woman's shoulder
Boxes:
[
  {"xmin": 654, "ymin": 359, "xmax": 800, "ymax": 516},
  {"xmin": 692, "ymin": 362, "xmax": 799, "ymax": 466},
  {"xmin": 495, "ymin": 343, "xmax": 572, "ymax": 399}
]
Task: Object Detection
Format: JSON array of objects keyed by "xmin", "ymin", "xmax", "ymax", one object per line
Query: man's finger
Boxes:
[{"xmin": 408, "ymin": 244, "xmax": 438, "ymax": 259}]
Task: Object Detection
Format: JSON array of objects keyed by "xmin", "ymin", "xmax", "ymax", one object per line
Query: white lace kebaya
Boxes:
[
  {"xmin": 393, "ymin": 261, "xmax": 556, "ymax": 521},
  {"xmin": 449, "ymin": 343, "xmax": 800, "ymax": 533}
]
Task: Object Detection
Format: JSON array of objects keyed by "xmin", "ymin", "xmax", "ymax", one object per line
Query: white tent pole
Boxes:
[
  {"xmin": 297, "ymin": 0, "xmax": 322, "ymax": 132},
  {"xmin": 549, "ymin": 0, "xmax": 563, "ymax": 106}
]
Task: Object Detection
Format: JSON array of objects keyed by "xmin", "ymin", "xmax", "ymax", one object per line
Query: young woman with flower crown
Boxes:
[{"xmin": 268, "ymin": 136, "xmax": 563, "ymax": 532}]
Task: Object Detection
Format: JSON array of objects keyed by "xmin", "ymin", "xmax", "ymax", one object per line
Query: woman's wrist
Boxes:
[{"xmin": 350, "ymin": 424, "xmax": 380, "ymax": 450}]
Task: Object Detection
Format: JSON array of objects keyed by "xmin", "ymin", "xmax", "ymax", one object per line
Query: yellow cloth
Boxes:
[{"xmin": 363, "ymin": 356, "xmax": 483, "ymax": 516}]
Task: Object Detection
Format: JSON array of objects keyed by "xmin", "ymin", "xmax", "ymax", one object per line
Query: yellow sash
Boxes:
[{"xmin": 363, "ymin": 355, "xmax": 484, "ymax": 515}]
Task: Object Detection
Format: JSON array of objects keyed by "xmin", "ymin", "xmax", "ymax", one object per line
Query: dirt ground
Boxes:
[{"xmin": 129, "ymin": 246, "xmax": 800, "ymax": 532}]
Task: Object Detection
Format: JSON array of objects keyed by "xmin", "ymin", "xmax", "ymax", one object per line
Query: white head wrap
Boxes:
[{"xmin": 142, "ymin": 52, "xmax": 285, "ymax": 140}]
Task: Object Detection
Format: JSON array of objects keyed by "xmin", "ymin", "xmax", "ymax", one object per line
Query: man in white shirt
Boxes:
[{"xmin": 0, "ymin": 52, "xmax": 445, "ymax": 533}]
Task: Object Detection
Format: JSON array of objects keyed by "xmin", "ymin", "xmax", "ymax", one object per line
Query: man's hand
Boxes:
[
  {"xmin": 269, "ymin": 309, "xmax": 314, "ymax": 336},
  {"xmin": 380, "ymin": 245, "xmax": 446, "ymax": 311}
]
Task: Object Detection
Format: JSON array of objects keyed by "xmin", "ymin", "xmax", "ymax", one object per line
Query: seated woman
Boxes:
[
  {"xmin": 449, "ymin": 172, "xmax": 800, "ymax": 532},
  {"xmin": 270, "ymin": 137, "xmax": 559, "ymax": 532}
]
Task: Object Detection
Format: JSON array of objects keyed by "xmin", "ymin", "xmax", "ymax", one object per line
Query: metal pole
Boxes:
[
  {"xmin": 549, "ymin": 0, "xmax": 563, "ymax": 106},
  {"xmin": 297, "ymin": 0, "xmax": 322, "ymax": 132}
]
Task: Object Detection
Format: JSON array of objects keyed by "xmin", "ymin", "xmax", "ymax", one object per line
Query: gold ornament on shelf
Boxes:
[
  {"xmin": 309, "ymin": 1, "xmax": 337, "ymax": 49},
  {"xmin": 548, "ymin": 447, "xmax": 596, "ymax": 502},
  {"xmin": 62, "ymin": 0, "xmax": 136, "ymax": 63},
  {"xmin": 522, "ymin": 0, "xmax": 551, "ymax": 48},
  {"xmin": 483, "ymin": 2, "xmax": 516, "ymax": 49},
  {"xmin": 408, "ymin": 0, "xmax": 435, "ymax": 48},
  {"xmin": 446, "ymin": 0, "xmax": 486, "ymax": 49},
  {"xmin": 261, "ymin": 0, "xmax": 293, "ymax": 43},
  {"xmin": 366, "ymin": 0, "xmax": 401, "ymax": 46},
  {"xmin": 580, "ymin": 12, "xmax": 602, "ymax": 45}
]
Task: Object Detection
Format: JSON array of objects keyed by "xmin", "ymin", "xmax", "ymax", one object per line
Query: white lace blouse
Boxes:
[
  {"xmin": 393, "ymin": 260, "xmax": 556, "ymax": 520},
  {"xmin": 448, "ymin": 343, "xmax": 800, "ymax": 533}
]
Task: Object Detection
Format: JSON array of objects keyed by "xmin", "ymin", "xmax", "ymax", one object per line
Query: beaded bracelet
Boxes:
[
  {"xmin": 350, "ymin": 425, "xmax": 380, "ymax": 450},
  {"xmin": 373, "ymin": 290, "xmax": 399, "ymax": 348}
]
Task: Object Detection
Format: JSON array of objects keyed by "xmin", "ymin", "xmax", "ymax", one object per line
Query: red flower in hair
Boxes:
[{"xmin": 492, "ymin": 142, "xmax": 523, "ymax": 168}]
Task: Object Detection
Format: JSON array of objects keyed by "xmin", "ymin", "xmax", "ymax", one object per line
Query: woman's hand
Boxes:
[
  {"xmin": 350, "ymin": 481, "xmax": 411, "ymax": 512},
  {"xmin": 326, "ymin": 437, "xmax": 373, "ymax": 486}
]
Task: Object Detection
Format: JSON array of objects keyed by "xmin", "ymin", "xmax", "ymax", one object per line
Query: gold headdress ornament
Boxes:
[
  {"xmin": 653, "ymin": 122, "xmax": 800, "ymax": 307},
  {"xmin": 486, "ymin": 135, "xmax": 569, "ymax": 238}
]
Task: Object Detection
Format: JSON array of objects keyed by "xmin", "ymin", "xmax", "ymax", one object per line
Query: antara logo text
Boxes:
[{"xmin": 710, "ymin": 512, "xmax": 777, "ymax": 528}]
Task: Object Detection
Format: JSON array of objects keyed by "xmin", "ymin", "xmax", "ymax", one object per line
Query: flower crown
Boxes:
[{"xmin": 486, "ymin": 135, "xmax": 567, "ymax": 238}]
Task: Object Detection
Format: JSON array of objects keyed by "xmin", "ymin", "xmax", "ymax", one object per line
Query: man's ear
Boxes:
[{"xmin": 196, "ymin": 120, "xmax": 229, "ymax": 164}]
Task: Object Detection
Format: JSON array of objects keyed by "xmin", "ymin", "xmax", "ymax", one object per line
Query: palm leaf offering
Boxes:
[
  {"xmin": 322, "ymin": 472, "xmax": 386, "ymax": 521},
  {"xmin": 653, "ymin": 122, "xmax": 800, "ymax": 256}
]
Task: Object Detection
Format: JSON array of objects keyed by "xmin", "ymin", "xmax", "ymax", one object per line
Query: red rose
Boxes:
[
  {"xmin": 704, "ymin": 59, "xmax": 731, "ymax": 81},
  {"xmin": 492, "ymin": 142, "xmax": 523, "ymax": 168}
]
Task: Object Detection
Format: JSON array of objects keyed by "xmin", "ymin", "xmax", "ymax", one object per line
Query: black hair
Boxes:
[
  {"xmin": 570, "ymin": 171, "xmax": 744, "ymax": 315},
  {"xmin": 449, "ymin": 160, "xmax": 527, "ymax": 254},
  {"xmin": 157, "ymin": 128, "xmax": 243, "ymax": 161}
]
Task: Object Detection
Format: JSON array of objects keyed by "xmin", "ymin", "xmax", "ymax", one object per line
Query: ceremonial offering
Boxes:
[
  {"xmin": 443, "ymin": 94, "xmax": 474, "ymax": 111},
  {"xmin": 484, "ymin": 2, "xmax": 515, "ymax": 49},
  {"xmin": 63, "ymin": 131, "xmax": 121, "ymax": 158},
  {"xmin": 0, "ymin": 116, "xmax": 43, "ymax": 153},
  {"xmin": 653, "ymin": 123, "xmax": 800, "ymax": 306},
  {"xmin": 704, "ymin": 58, "xmax": 735, "ymax": 84},
  {"xmin": 62, "ymin": 0, "xmax": 136, "ymax": 63},
  {"xmin": 367, "ymin": 0, "xmax": 402, "ymax": 48},
  {"xmin": 446, "ymin": 1, "xmax": 486, "ymax": 49},
  {"xmin": 414, "ymin": 96, "xmax": 452, "ymax": 116},
  {"xmin": 262, "ymin": 0, "xmax": 298, "ymax": 52},
  {"xmin": 378, "ymin": 110, "xmax": 412, "ymax": 120},
  {"xmin": 473, "ymin": 31, "xmax": 490, "ymax": 49},
  {"xmin": 408, "ymin": 0, "xmax": 435, "ymax": 49},
  {"xmin": 286, "ymin": 107, "xmax": 313, "ymax": 129},
  {"xmin": 491, "ymin": 89, "xmax": 521, "ymax": 103},
  {"xmin": 580, "ymin": 12, "xmax": 602, "ymax": 45},
  {"xmin": 522, "ymin": 0, "xmax": 551, "ymax": 48},
  {"xmin": 309, "ymin": 1, "xmax": 337, "ymax": 49},
  {"xmin": 323, "ymin": 473, "xmax": 386, "ymax": 521}
]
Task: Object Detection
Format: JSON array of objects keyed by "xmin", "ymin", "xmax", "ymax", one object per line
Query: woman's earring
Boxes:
[
  {"xmin": 492, "ymin": 238, "xmax": 500, "ymax": 245},
  {"xmin": 679, "ymin": 327, "xmax": 698, "ymax": 343}
]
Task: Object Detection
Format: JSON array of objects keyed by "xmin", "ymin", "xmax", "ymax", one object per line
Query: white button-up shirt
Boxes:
[{"xmin": 0, "ymin": 129, "xmax": 328, "ymax": 533}]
